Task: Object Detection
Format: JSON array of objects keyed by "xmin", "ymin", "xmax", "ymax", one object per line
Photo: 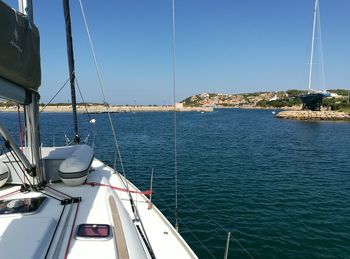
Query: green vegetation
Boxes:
[
  {"xmin": 243, "ymin": 91, "xmax": 268, "ymax": 97},
  {"xmin": 323, "ymin": 97, "xmax": 350, "ymax": 111},
  {"xmin": 341, "ymin": 107, "xmax": 350, "ymax": 113},
  {"xmin": 0, "ymin": 101, "xmax": 15, "ymax": 107},
  {"xmin": 286, "ymin": 89, "xmax": 307, "ymax": 97},
  {"xmin": 181, "ymin": 89, "xmax": 350, "ymax": 112},
  {"xmin": 181, "ymin": 96, "xmax": 193, "ymax": 106},
  {"xmin": 256, "ymin": 98, "xmax": 301, "ymax": 108},
  {"xmin": 181, "ymin": 95, "xmax": 204, "ymax": 107},
  {"xmin": 328, "ymin": 89, "xmax": 350, "ymax": 96}
]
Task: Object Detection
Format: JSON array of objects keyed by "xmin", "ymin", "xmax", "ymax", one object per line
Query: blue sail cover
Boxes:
[{"xmin": 0, "ymin": 1, "xmax": 41, "ymax": 91}]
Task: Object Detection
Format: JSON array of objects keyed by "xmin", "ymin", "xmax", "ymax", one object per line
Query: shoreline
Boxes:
[{"xmin": 0, "ymin": 105, "xmax": 213, "ymax": 113}]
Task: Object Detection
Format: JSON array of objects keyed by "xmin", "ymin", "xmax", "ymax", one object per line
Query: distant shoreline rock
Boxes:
[{"xmin": 276, "ymin": 110, "xmax": 350, "ymax": 121}]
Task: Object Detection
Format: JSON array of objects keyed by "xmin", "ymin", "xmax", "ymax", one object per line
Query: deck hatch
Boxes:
[
  {"xmin": 0, "ymin": 197, "xmax": 46, "ymax": 215},
  {"xmin": 76, "ymin": 224, "xmax": 112, "ymax": 240}
]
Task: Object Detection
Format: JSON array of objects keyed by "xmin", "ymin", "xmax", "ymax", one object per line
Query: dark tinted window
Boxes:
[
  {"xmin": 76, "ymin": 224, "xmax": 111, "ymax": 239},
  {"xmin": 0, "ymin": 197, "xmax": 46, "ymax": 215}
]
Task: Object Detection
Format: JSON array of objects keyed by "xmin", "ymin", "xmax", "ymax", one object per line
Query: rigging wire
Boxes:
[
  {"xmin": 171, "ymin": 0, "xmax": 179, "ymax": 233},
  {"xmin": 78, "ymin": 0, "xmax": 155, "ymax": 253},
  {"xmin": 75, "ymin": 77, "xmax": 92, "ymax": 122},
  {"xmin": 180, "ymin": 193, "xmax": 255, "ymax": 259},
  {"xmin": 40, "ymin": 77, "xmax": 70, "ymax": 113},
  {"xmin": 154, "ymin": 194, "xmax": 216, "ymax": 259},
  {"xmin": 2, "ymin": 150, "xmax": 26, "ymax": 186},
  {"xmin": 8, "ymin": 149, "xmax": 34, "ymax": 186},
  {"xmin": 77, "ymin": 0, "xmax": 130, "ymax": 197},
  {"xmin": 77, "ymin": 0, "xmax": 125, "ymax": 177},
  {"xmin": 182, "ymin": 223, "xmax": 216, "ymax": 259},
  {"xmin": 2, "ymin": 146, "xmax": 33, "ymax": 187},
  {"xmin": 75, "ymin": 77, "xmax": 97, "ymax": 146}
]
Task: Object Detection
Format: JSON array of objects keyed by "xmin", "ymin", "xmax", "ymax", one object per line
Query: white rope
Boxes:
[
  {"xmin": 172, "ymin": 0, "xmax": 179, "ymax": 232},
  {"xmin": 78, "ymin": 0, "xmax": 126, "ymax": 177}
]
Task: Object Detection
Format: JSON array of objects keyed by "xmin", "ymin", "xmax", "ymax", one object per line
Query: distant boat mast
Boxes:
[{"xmin": 307, "ymin": 0, "xmax": 319, "ymax": 94}]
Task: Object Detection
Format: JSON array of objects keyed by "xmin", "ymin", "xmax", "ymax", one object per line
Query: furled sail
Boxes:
[{"xmin": 0, "ymin": 1, "xmax": 41, "ymax": 91}]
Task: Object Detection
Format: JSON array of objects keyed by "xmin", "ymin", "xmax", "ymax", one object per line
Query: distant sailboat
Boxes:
[{"xmin": 300, "ymin": 0, "xmax": 330, "ymax": 111}]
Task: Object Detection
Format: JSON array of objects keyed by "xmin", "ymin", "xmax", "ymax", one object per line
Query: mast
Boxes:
[
  {"xmin": 307, "ymin": 0, "xmax": 319, "ymax": 94},
  {"xmin": 19, "ymin": 0, "xmax": 33, "ymax": 22},
  {"xmin": 63, "ymin": 0, "xmax": 80, "ymax": 144}
]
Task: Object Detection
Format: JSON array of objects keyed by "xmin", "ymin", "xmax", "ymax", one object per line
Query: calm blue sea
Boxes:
[{"xmin": 1, "ymin": 109, "xmax": 350, "ymax": 258}]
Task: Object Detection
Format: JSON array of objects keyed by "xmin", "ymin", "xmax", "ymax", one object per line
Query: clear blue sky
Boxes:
[{"xmin": 5, "ymin": 0, "xmax": 350, "ymax": 104}]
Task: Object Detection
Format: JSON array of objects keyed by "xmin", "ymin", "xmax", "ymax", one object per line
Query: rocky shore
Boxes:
[
  {"xmin": 276, "ymin": 110, "xmax": 350, "ymax": 121},
  {"xmin": 0, "ymin": 105, "xmax": 213, "ymax": 113}
]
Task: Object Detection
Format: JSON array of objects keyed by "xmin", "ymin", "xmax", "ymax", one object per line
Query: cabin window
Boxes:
[
  {"xmin": 76, "ymin": 224, "xmax": 112, "ymax": 240},
  {"xmin": 0, "ymin": 197, "xmax": 47, "ymax": 215}
]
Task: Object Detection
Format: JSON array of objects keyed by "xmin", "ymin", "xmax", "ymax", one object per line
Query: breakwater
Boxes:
[{"xmin": 277, "ymin": 110, "xmax": 350, "ymax": 121}]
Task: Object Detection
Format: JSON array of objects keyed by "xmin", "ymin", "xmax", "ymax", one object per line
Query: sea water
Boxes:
[{"xmin": 1, "ymin": 109, "xmax": 350, "ymax": 258}]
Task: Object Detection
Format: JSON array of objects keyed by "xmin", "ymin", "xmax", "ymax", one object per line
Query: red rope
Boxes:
[
  {"xmin": 85, "ymin": 182, "xmax": 152, "ymax": 195},
  {"xmin": 0, "ymin": 188, "xmax": 20, "ymax": 200},
  {"xmin": 64, "ymin": 202, "xmax": 80, "ymax": 259}
]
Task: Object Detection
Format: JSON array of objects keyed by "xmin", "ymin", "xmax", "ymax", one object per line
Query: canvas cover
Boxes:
[{"xmin": 0, "ymin": 1, "xmax": 41, "ymax": 91}]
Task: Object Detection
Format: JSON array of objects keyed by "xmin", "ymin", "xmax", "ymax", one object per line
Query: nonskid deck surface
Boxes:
[
  {"xmin": 0, "ymin": 158, "xmax": 197, "ymax": 259},
  {"xmin": 90, "ymin": 159, "xmax": 197, "ymax": 259}
]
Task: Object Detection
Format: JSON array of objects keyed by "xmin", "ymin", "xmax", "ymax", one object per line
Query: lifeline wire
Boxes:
[
  {"xmin": 181, "ymin": 193, "xmax": 255, "ymax": 259},
  {"xmin": 154, "ymin": 193, "xmax": 216, "ymax": 259}
]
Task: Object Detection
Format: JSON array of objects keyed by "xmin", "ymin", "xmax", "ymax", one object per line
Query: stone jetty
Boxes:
[{"xmin": 276, "ymin": 110, "xmax": 350, "ymax": 121}]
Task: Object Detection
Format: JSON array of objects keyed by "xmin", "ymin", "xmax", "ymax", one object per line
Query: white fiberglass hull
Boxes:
[{"xmin": 0, "ymin": 148, "xmax": 197, "ymax": 259}]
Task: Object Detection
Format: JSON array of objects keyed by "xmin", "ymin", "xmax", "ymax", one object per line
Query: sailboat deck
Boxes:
[
  {"xmin": 87, "ymin": 159, "xmax": 197, "ymax": 258},
  {"xmin": 0, "ymin": 157, "xmax": 197, "ymax": 259}
]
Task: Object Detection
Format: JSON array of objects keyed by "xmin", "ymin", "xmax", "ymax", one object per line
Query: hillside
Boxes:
[{"xmin": 181, "ymin": 89, "xmax": 350, "ymax": 111}]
